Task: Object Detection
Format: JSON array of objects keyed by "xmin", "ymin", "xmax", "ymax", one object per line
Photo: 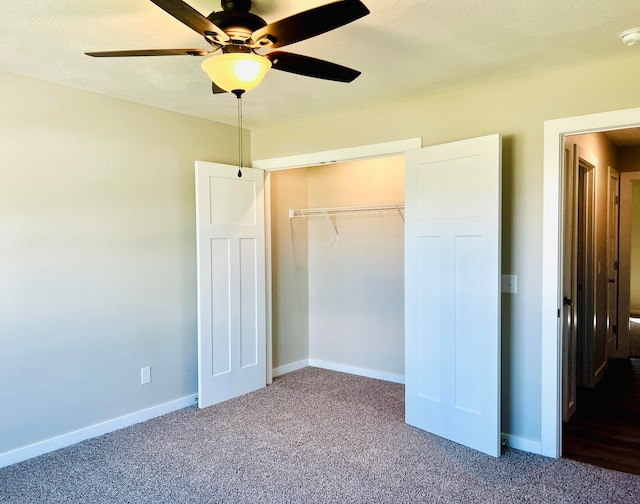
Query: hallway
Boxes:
[{"xmin": 563, "ymin": 358, "xmax": 640, "ymax": 474}]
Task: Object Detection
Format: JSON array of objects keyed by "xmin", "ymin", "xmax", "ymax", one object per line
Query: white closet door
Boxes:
[
  {"xmin": 405, "ymin": 134, "xmax": 502, "ymax": 457},
  {"xmin": 195, "ymin": 161, "xmax": 266, "ymax": 408}
]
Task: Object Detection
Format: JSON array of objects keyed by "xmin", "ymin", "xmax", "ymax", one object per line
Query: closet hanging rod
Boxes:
[{"xmin": 289, "ymin": 204, "xmax": 404, "ymax": 220}]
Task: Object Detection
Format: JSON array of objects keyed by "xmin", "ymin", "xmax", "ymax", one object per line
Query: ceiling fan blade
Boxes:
[
  {"xmin": 266, "ymin": 51, "xmax": 361, "ymax": 82},
  {"xmin": 212, "ymin": 82, "xmax": 227, "ymax": 94},
  {"xmin": 85, "ymin": 49, "xmax": 209, "ymax": 57},
  {"xmin": 252, "ymin": 0, "xmax": 369, "ymax": 49},
  {"xmin": 150, "ymin": 0, "xmax": 229, "ymax": 42}
]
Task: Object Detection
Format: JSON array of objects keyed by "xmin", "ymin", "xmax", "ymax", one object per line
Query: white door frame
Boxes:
[
  {"xmin": 541, "ymin": 107, "xmax": 640, "ymax": 458},
  {"xmin": 253, "ymin": 139, "xmax": 422, "ymax": 171},
  {"xmin": 253, "ymin": 138, "xmax": 422, "ymax": 384}
]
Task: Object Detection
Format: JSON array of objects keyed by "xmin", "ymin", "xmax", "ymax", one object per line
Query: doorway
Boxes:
[
  {"xmin": 259, "ymin": 139, "xmax": 420, "ymax": 382},
  {"xmin": 542, "ymin": 107, "xmax": 640, "ymax": 458},
  {"xmin": 543, "ymin": 114, "xmax": 640, "ymax": 472},
  {"xmin": 268, "ymin": 156, "xmax": 406, "ymax": 383},
  {"xmin": 559, "ymin": 132, "xmax": 640, "ymax": 473},
  {"xmin": 258, "ymin": 138, "xmax": 421, "ymax": 383}
]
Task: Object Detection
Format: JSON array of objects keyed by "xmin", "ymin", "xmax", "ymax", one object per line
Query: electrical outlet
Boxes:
[
  {"xmin": 141, "ymin": 366, "xmax": 151, "ymax": 385},
  {"xmin": 501, "ymin": 275, "xmax": 517, "ymax": 294}
]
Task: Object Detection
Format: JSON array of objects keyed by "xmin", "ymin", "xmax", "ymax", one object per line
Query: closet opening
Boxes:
[{"xmin": 268, "ymin": 155, "xmax": 406, "ymax": 384}]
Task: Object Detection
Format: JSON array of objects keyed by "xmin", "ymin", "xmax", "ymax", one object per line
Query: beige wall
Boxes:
[
  {"xmin": 269, "ymin": 169, "xmax": 309, "ymax": 368},
  {"xmin": 306, "ymin": 157, "xmax": 405, "ymax": 376},
  {"xmin": 0, "ymin": 70, "xmax": 240, "ymax": 455},
  {"xmin": 251, "ymin": 52, "xmax": 640, "ymax": 444}
]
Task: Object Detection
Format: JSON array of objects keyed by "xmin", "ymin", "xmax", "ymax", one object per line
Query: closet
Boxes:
[
  {"xmin": 269, "ymin": 156, "xmax": 405, "ymax": 382},
  {"xmin": 198, "ymin": 133, "xmax": 501, "ymax": 456}
]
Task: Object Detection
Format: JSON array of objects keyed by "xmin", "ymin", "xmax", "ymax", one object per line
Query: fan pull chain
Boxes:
[{"xmin": 233, "ymin": 90, "xmax": 245, "ymax": 178}]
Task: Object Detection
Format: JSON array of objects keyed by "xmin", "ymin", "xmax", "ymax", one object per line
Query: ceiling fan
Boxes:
[{"xmin": 86, "ymin": 0, "xmax": 370, "ymax": 94}]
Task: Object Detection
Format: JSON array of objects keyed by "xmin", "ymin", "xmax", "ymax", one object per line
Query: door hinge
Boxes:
[
  {"xmin": 557, "ymin": 308, "xmax": 561, "ymax": 319},
  {"xmin": 614, "ymin": 261, "xmax": 619, "ymax": 270},
  {"xmin": 615, "ymin": 195, "xmax": 620, "ymax": 205},
  {"xmin": 614, "ymin": 324, "xmax": 618, "ymax": 334}
]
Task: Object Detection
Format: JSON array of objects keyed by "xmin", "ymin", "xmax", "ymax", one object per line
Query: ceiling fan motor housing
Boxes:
[
  {"xmin": 207, "ymin": 10, "xmax": 266, "ymax": 43},
  {"xmin": 221, "ymin": 0, "xmax": 251, "ymax": 12}
]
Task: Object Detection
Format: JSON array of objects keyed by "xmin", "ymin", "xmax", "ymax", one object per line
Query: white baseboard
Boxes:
[
  {"xmin": 501, "ymin": 433, "xmax": 543, "ymax": 455},
  {"xmin": 272, "ymin": 359, "xmax": 309, "ymax": 377},
  {"xmin": 0, "ymin": 394, "xmax": 197, "ymax": 470},
  {"xmin": 272, "ymin": 358, "xmax": 405, "ymax": 384},
  {"xmin": 309, "ymin": 359, "xmax": 405, "ymax": 384}
]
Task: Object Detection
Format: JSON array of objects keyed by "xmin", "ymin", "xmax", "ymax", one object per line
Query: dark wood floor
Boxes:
[{"xmin": 563, "ymin": 358, "xmax": 640, "ymax": 474}]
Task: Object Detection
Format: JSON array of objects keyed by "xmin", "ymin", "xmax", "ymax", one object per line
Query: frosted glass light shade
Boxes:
[{"xmin": 201, "ymin": 53, "xmax": 271, "ymax": 92}]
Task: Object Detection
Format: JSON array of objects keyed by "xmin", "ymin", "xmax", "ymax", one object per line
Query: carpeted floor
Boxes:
[{"xmin": 1, "ymin": 367, "xmax": 640, "ymax": 503}]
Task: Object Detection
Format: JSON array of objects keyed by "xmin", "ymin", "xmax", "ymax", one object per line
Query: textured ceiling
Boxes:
[
  {"xmin": 604, "ymin": 128, "xmax": 640, "ymax": 146},
  {"xmin": 0, "ymin": 0, "xmax": 639, "ymax": 128}
]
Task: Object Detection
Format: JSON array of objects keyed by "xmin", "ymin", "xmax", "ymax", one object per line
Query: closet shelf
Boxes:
[
  {"xmin": 289, "ymin": 204, "xmax": 405, "ymax": 240},
  {"xmin": 288, "ymin": 204, "xmax": 405, "ymax": 220}
]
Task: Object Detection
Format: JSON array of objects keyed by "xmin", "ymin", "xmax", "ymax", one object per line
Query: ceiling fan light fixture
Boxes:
[{"xmin": 201, "ymin": 52, "xmax": 271, "ymax": 92}]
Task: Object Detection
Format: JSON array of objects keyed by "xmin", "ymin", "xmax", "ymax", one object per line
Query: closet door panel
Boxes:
[
  {"xmin": 405, "ymin": 134, "xmax": 501, "ymax": 457},
  {"xmin": 195, "ymin": 161, "xmax": 266, "ymax": 409}
]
